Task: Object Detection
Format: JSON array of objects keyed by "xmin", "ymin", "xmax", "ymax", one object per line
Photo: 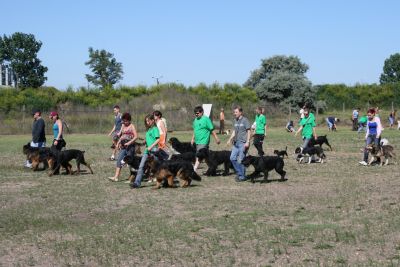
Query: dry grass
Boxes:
[{"xmin": 1, "ymin": 128, "xmax": 400, "ymax": 266}]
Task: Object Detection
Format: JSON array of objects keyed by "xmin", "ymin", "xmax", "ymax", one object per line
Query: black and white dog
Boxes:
[{"xmin": 294, "ymin": 146, "xmax": 326, "ymax": 164}]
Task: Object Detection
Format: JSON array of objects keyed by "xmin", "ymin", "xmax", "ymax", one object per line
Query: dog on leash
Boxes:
[
  {"xmin": 196, "ymin": 148, "xmax": 233, "ymax": 176},
  {"xmin": 309, "ymin": 135, "xmax": 332, "ymax": 151},
  {"xmin": 366, "ymin": 144, "xmax": 396, "ymax": 166},
  {"xmin": 242, "ymin": 155, "xmax": 286, "ymax": 183},
  {"xmin": 47, "ymin": 148, "xmax": 94, "ymax": 176},
  {"xmin": 273, "ymin": 146, "xmax": 288, "ymax": 158},
  {"xmin": 295, "ymin": 146, "xmax": 326, "ymax": 164}
]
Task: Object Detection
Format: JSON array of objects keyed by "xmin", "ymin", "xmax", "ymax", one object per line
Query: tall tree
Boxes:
[
  {"xmin": 380, "ymin": 53, "xmax": 400, "ymax": 84},
  {"xmin": 85, "ymin": 47, "xmax": 123, "ymax": 89},
  {"xmin": 0, "ymin": 32, "xmax": 48, "ymax": 88},
  {"xmin": 244, "ymin": 55, "xmax": 313, "ymax": 108}
]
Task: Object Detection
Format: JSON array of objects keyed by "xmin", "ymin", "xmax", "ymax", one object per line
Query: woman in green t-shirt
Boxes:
[
  {"xmin": 295, "ymin": 108, "xmax": 317, "ymax": 148},
  {"xmin": 130, "ymin": 114, "xmax": 161, "ymax": 189}
]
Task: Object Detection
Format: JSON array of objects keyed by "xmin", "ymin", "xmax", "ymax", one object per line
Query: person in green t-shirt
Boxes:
[
  {"xmin": 191, "ymin": 106, "xmax": 220, "ymax": 171},
  {"xmin": 251, "ymin": 106, "xmax": 267, "ymax": 156},
  {"xmin": 131, "ymin": 114, "xmax": 161, "ymax": 189},
  {"xmin": 357, "ymin": 115, "xmax": 368, "ymax": 133},
  {"xmin": 295, "ymin": 107, "xmax": 317, "ymax": 148}
]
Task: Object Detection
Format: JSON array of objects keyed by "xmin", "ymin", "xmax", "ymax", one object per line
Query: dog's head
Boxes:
[
  {"xmin": 366, "ymin": 144, "xmax": 379, "ymax": 155},
  {"xmin": 294, "ymin": 147, "xmax": 303, "ymax": 154},
  {"xmin": 196, "ymin": 148, "xmax": 209, "ymax": 161},
  {"xmin": 168, "ymin": 137, "xmax": 180, "ymax": 146},
  {"xmin": 273, "ymin": 150, "xmax": 279, "ymax": 155},
  {"xmin": 241, "ymin": 155, "xmax": 256, "ymax": 167},
  {"xmin": 23, "ymin": 143, "xmax": 31, "ymax": 155}
]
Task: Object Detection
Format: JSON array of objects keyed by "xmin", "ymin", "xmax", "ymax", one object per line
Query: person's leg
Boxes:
[
  {"xmin": 253, "ymin": 134, "xmax": 264, "ymax": 156},
  {"xmin": 131, "ymin": 153, "xmax": 149, "ymax": 188},
  {"xmin": 362, "ymin": 135, "xmax": 374, "ymax": 162},
  {"xmin": 230, "ymin": 142, "xmax": 246, "ymax": 180},
  {"xmin": 236, "ymin": 143, "xmax": 247, "ymax": 179},
  {"xmin": 230, "ymin": 143, "xmax": 241, "ymax": 177},
  {"xmin": 109, "ymin": 149, "xmax": 127, "ymax": 181},
  {"xmin": 302, "ymin": 138, "xmax": 311, "ymax": 149}
]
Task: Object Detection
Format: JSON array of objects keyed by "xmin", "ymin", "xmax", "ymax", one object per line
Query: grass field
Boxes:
[{"xmin": 1, "ymin": 127, "xmax": 400, "ymax": 266}]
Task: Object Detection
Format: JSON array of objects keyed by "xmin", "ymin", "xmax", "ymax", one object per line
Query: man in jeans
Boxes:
[
  {"xmin": 25, "ymin": 109, "xmax": 46, "ymax": 168},
  {"xmin": 227, "ymin": 106, "xmax": 251, "ymax": 182}
]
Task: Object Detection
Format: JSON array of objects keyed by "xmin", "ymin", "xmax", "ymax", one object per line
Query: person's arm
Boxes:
[
  {"xmin": 376, "ymin": 117, "xmax": 383, "ymax": 138},
  {"xmin": 227, "ymin": 129, "xmax": 235, "ymax": 145},
  {"xmin": 244, "ymin": 129, "xmax": 251, "ymax": 148},
  {"xmin": 211, "ymin": 130, "xmax": 220, "ymax": 144},
  {"xmin": 125, "ymin": 125, "xmax": 138, "ymax": 146},
  {"xmin": 295, "ymin": 126, "xmax": 303, "ymax": 136},
  {"xmin": 312, "ymin": 127, "xmax": 317, "ymax": 139},
  {"xmin": 108, "ymin": 125, "xmax": 116, "ymax": 136},
  {"xmin": 191, "ymin": 133, "xmax": 195, "ymax": 145}
]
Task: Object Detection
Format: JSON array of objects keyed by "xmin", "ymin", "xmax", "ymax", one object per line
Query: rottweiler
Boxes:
[
  {"xmin": 196, "ymin": 148, "xmax": 233, "ymax": 176},
  {"xmin": 48, "ymin": 148, "xmax": 94, "ymax": 176},
  {"xmin": 242, "ymin": 155, "xmax": 286, "ymax": 183}
]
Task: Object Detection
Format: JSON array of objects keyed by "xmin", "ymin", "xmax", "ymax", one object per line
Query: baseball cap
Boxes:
[{"xmin": 50, "ymin": 111, "xmax": 58, "ymax": 117}]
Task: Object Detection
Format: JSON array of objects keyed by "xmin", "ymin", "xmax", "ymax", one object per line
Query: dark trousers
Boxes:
[
  {"xmin": 352, "ymin": 118, "xmax": 358, "ymax": 131},
  {"xmin": 253, "ymin": 134, "xmax": 265, "ymax": 156},
  {"xmin": 219, "ymin": 120, "xmax": 225, "ymax": 134}
]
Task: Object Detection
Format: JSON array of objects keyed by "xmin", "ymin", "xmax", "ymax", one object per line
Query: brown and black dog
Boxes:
[
  {"xmin": 47, "ymin": 148, "xmax": 94, "ymax": 176},
  {"xmin": 366, "ymin": 144, "xmax": 396, "ymax": 166},
  {"xmin": 147, "ymin": 156, "xmax": 201, "ymax": 189},
  {"xmin": 23, "ymin": 143, "xmax": 51, "ymax": 171}
]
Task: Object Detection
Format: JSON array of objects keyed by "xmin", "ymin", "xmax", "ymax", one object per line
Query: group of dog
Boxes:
[
  {"xmin": 22, "ymin": 143, "xmax": 93, "ymax": 176},
  {"xmin": 122, "ymin": 137, "xmax": 290, "ymax": 187}
]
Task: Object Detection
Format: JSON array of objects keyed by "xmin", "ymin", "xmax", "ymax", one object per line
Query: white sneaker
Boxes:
[{"xmin": 359, "ymin": 161, "xmax": 368, "ymax": 166}]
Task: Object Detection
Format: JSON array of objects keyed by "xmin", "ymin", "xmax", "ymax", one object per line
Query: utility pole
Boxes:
[{"xmin": 152, "ymin": 75, "xmax": 163, "ymax": 85}]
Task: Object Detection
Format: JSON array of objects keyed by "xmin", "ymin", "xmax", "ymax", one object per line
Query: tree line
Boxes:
[{"xmin": 1, "ymin": 32, "xmax": 400, "ymax": 113}]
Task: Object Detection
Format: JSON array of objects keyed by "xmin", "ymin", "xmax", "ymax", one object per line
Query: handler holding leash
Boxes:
[{"xmin": 191, "ymin": 106, "xmax": 220, "ymax": 172}]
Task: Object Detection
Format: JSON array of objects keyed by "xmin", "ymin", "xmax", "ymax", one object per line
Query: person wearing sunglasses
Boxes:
[{"xmin": 191, "ymin": 106, "xmax": 220, "ymax": 171}]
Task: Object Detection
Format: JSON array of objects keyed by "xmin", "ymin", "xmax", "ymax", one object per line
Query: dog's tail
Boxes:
[{"xmin": 190, "ymin": 171, "xmax": 201, "ymax": 181}]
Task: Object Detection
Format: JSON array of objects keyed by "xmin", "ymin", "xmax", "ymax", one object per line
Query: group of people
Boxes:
[
  {"xmin": 25, "ymin": 109, "xmax": 66, "ymax": 168},
  {"xmin": 106, "ymin": 105, "xmax": 270, "ymax": 185}
]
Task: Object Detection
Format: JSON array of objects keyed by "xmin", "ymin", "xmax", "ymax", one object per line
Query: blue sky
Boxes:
[{"xmin": 2, "ymin": 0, "xmax": 399, "ymax": 89}]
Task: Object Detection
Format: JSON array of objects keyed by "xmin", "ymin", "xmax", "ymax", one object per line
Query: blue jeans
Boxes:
[
  {"xmin": 302, "ymin": 137, "xmax": 311, "ymax": 149},
  {"xmin": 230, "ymin": 141, "xmax": 247, "ymax": 180},
  {"xmin": 363, "ymin": 134, "xmax": 379, "ymax": 162},
  {"xmin": 132, "ymin": 148, "xmax": 158, "ymax": 187},
  {"xmin": 116, "ymin": 145, "xmax": 135, "ymax": 168}
]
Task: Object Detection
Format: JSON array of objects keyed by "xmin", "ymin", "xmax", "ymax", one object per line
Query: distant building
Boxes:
[{"xmin": 0, "ymin": 64, "xmax": 14, "ymax": 87}]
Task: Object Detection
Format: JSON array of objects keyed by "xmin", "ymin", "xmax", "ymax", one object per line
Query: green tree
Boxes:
[
  {"xmin": 380, "ymin": 53, "xmax": 400, "ymax": 84},
  {"xmin": 85, "ymin": 47, "xmax": 123, "ymax": 89},
  {"xmin": 0, "ymin": 32, "xmax": 48, "ymax": 89},
  {"xmin": 244, "ymin": 55, "xmax": 313, "ymax": 108}
]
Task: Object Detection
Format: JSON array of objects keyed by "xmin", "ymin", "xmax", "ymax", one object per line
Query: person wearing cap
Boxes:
[
  {"xmin": 25, "ymin": 109, "xmax": 46, "ymax": 168},
  {"xmin": 49, "ymin": 111, "xmax": 66, "ymax": 151}
]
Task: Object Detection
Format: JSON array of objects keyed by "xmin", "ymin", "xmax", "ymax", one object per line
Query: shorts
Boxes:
[
  {"xmin": 196, "ymin": 144, "xmax": 209, "ymax": 152},
  {"xmin": 112, "ymin": 131, "xmax": 120, "ymax": 142}
]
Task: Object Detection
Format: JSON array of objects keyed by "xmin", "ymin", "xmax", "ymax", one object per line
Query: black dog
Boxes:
[
  {"xmin": 168, "ymin": 137, "xmax": 196, "ymax": 154},
  {"xmin": 273, "ymin": 146, "xmax": 288, "ymax": 158},
  {"xmin": 308, "ymin": 135, "xmax": 332, "ymax": 151},
  {"xmin": 294, "ymin": 146, "xmax": 326, "ymax": 164},
  {"xmin": 196, "ymin": 148, "xmax": 233, "ymax": 176},
  {"xmin": 242, "ymin": 155, "xmax": 286, "ymax": 183},
  {"xmin": 48, "ymin": 149, "xmax": 94, "ymax": 176},
  {"xmin": 169, "ymin": 151, "xmax": 196, "ymax": 163}
]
